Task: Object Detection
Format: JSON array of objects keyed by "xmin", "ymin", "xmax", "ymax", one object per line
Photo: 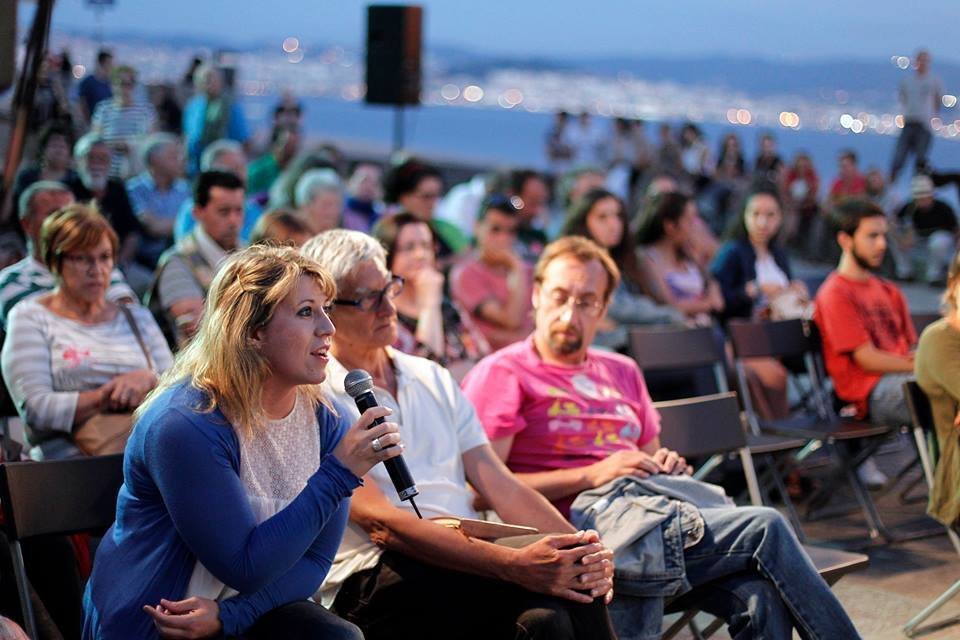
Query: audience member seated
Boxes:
[
  {"xmin": 65, "ymin": 133, "xmax": 142, "ymax": 277},
  {"xmin": 635, "ymin": 174, "xmax": 719, "ymax": 268},
  {"xmin": 300, "ymin": 230, "xmax": 616, "ymax": 640},
  {"xmin": 267, "ymin": 149, "xmax": 340, "ymax": 210},
  {"xmin": 894, "ymin": 174, "xmax": 958, "ymax": 285},
  {"xmin": 915, "ymin": 251, "xmax": 960, "ymax": 528},
  {"xmin": 249, "ymin": 208, "xmax": 312, "ymax": 247},
  {"xmin": 450, "ymin": 196, "xmax": 534, "ymax": 351},
  {"xmin": 294, "ymin": 168, "xmax": 344, "ymax": 234},
  {"xmin": 90, "ymin": 65, "xmax": 157, "ymax": 179},
  {"xmin": 382, "ymin": 159, "xmax": 468, "ymax": 265},
  {"xmin": 0, "ymin": 181, "xmax": 133, "ymax": 327},
  {"xmin": 781, "ymin": 152, "xmax": 820, "ymax": 246},
  {"xmin": 10, "ymin": 122, "xmax": 78, "ymax": 221},
  {"xmin": 711, "ymin": 186, "xmax": 810, "ymax": 323},
  {"xmin": 814, "ymin": 198, "xmax": 916, "ymax": 487},
  {"xmin": 173, "ymin": 139, "xmax": 262, "ymax": 244},
  {"xmin": 182, "ymin": 64, "xmax": 249, "ymax": 175},
  {"xmin": 559, "ymin": 188, "xmax": 683, "ymax": 350},
  {"xmin": 828, "ymin": 149, "xmax": 867, "ymax": 204},
  {"xmin": 150, "ymin": 170, "xmax": 245, "ymax": 347},
  {"xmin": 636, "ymin": 192, "xmax": 724, "ymax": 327},
  {"xmin": 246, "ymin": 123, "xmax": 301, "ymax": 198},
  {"xmin": 125, "ymin": 133, "xmax": 190, "ymax": 268},
  {"xmin": 84, "ymin": 245, "xmax": 387, "ymax": 639},
  {"xmin": 462, "ymin": 236, "xmax": 861, "ymax": 640},
  {"xmin": 1, "ymin": 204, "xmax": 171, "ymax": 459},
  {"xmin": 342, "ymin": 163, "xmax": 384, "ymax": 232},
  {"xmin": 503, "ymin": 169, "xmax": 551, "ymax": 261},
  {"xmin": 373, "ymin": 212, "xmax": 490, "ymax": 380}
]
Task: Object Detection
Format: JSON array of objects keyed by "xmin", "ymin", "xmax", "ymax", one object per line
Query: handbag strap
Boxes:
[{"xmin": 118, "ymin": 304, "xmax": 156, "ymax": 371}]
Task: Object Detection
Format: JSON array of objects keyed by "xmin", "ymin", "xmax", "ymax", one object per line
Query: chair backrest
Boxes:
[
  {"xmin": 911, "ymin": 312, "xmax": 940, "ymax": 336},
  {"xmin": 727, "ymin": 318, "xmax": 815, "ymax": 360},
  {"xmin": 903, "ymin": 380, "xmax": 934, "ymax": 435},
  {"xmin": 628, "ymin": 326, "xmax": 723, "ymax": 371},
  {"xmin": 0, "ymin": 455, "xmax": 124, "ymax": 540},
  {"xmin": 655, "ymin": 392, "xmax": 746, "ymax": 458}
]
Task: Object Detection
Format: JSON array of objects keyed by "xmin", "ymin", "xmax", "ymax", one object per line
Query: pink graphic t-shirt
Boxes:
[{"xmin": 461, "ymin": 337, "xmax": 661, "ymax": 515}]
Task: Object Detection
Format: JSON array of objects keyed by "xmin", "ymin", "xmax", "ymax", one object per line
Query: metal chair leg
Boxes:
[
  {"xmin": 11, "ymin": 540, "xmax": 38, "ymax": 640},
  {"xmin": 903, "ymin": 579, "xmax": 960, "ymax": 638}
]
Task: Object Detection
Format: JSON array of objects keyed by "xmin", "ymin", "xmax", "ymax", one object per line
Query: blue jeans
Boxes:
[{"xmin": 610, "ymin": 506, "xmax": 860, "ymax": 640}]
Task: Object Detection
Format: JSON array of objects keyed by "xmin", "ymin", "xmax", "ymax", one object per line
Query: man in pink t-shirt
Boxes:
[{"xmin": 462, "ymin": 236, "xmax": 860, "ymax": 639}]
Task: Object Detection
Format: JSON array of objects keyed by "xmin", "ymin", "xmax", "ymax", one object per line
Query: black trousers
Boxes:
[
  {"xmin": 332, "ymin": 551, "xmax": 617, "ymax": 640},
  {"xmin": 231, "ymin": 601, "xmax": 363, "ymax": 640}
]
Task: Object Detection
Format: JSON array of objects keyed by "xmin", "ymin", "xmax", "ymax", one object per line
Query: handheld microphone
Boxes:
[{"xmin": 344, "ymin": 369, "xmax": 420, "ymax": 505}]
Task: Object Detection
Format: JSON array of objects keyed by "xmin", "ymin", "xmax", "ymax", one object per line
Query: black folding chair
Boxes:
[
  {"xmin": 655, "ymin": 393, "xmax": 869, "ymax": 639},
  {"xmin": 901, "ymin": 381, "xmax": 960, "ymax": 637},
  {"xmin": 0, "ymin": 455, "xmax": 124, "ymax": 639},
  {"xmin": 727, "ymin": 318, "xmax": 898, "ymax": 542},
  {"xmin": 629, "ymin": 326, "xmax": 807, "ymax": 535},
  {"xmin": 911, "ymin": 312, "xmax": 941, "ymax": 336}
]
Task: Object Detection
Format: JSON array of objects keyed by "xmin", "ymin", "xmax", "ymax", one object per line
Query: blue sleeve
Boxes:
[
  {"xmin": 229, "ymin": 103, "xmax": 250, "ymax": 143},
  {"xmin": 173, "ymin": 200, "xmax": 195, "ymax": 242},
  {"xmin": 710, "ymin": 242, "xmax": 752, "ymax": 320},
  {"xmin": 217, "ymin": 494, "xmax": 351, "ymax": 634},
  {"xmin": 145, "ymin": 406, "xmax": 361, "ymax": 595}
]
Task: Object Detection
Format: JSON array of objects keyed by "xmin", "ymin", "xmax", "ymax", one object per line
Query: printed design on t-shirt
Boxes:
[
  {"xmin": 571, "ymin": 374, "xmax": 624, "ymax": 400},
  {"xmin": 544, "ymin": 396, "xmax": 642, "ymax": 452},
  {"xmin": 62, "ymin": 346, "xmax": 91, "ymax": 368},
  {"xmin": 856, "ymin": 299, "xmax": 906, "ymax": 351}
]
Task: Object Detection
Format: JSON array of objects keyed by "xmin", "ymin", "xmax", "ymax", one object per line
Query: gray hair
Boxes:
[
  {"xmin": 301, "ymin": 229, "xmax": 387, "ymax": 287},
  {"xmin": 18, "ymin": 180, "xmax": 72, "ymax": 220},
  {"xmin": 294, "ymin": 169, "xmax": 343, "ymax": 208},
  {"xmin": 193, "ymin": 63, "xmax": 221, "ymax": 91},
  {"xmin": 200, "ymin": 139, "xmax": 245, "ymax": 172},
  {"xmin": 140, "ymin": 132, "xmax": 180, "ymax": 168},
  {"xmin": 73, "ymin": 132, "xmax": 107, "ymax": 160}
]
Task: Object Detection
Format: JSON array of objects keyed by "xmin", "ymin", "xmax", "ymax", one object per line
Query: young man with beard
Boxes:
[
  {"xmin": 814, "ymin": 199, "xmax": 917, "ymax": 484},
  {"xmin": 463, "ymin": 236, "xmax": 861, "ymax": 640}
]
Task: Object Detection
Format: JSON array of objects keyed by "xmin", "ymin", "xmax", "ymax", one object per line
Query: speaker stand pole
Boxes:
[{"xmin": 393, "ymin": 106, "xmax": 405, "ymax": 154}]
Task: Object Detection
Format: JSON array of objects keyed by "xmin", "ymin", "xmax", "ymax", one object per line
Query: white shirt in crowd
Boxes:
[{"xmin": 318, "ymin": 347, "xmax": 489, "ymax": 606}]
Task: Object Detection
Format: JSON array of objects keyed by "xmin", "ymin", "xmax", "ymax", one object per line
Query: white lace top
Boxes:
[{"xmin": 186, "ymin": 391, "xmax": 321, "ymax": 600}]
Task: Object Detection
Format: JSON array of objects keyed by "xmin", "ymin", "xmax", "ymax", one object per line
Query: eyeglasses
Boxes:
[
  {"xmin": 62, "ymin": 252, "xmax": 114, "ymax": 270},
  {"xmin": 541, "ymin": 288, "xmax": 605, "ymax": 318},
  {"xmin": 334, "ymin": 275, "xmax": 404, "ymax": 312}
]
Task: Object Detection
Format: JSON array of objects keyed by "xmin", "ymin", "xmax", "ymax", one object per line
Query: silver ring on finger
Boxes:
[{"xmin": 371, "ymin": 437, "xmax": 383, "ymax": 452}]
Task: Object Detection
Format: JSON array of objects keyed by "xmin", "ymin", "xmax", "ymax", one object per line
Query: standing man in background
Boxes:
[{"xmin": 890, "ymin": 49, "xmax": 942, "ymax": 183}]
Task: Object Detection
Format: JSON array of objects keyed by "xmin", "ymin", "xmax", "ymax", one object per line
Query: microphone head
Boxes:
[{"xmin": 344, "ymin": 369, "xmax": 374, "ymax": 399}]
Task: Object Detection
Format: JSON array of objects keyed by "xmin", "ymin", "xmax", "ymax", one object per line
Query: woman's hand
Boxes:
[
  {"xmin": 651, "ymin": 447, "xmax": 693, "ymax": 475},
  {"xmin": 412, "ymin": 267, "xmax": 445, "ymax": 309},
  {"xmin": 107, "ymin": 369, "xmax": 158, "ymax": 412},
  {"xmin": 333, "ymin": 406, "xmax": 405, "ymax": 478},
  {"xmin": 142, "ymin": 597, "xmax": 221, "ymax": 639}
]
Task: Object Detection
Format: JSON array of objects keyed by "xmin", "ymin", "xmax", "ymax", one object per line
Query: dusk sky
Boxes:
[{"xmin": 35, "ymin": 0, "xmax": 956, "ymax": 62}]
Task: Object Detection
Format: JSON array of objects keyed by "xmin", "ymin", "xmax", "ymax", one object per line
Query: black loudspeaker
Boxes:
[
  {"xmin": 0, "ymin": 0, "xmax": 16, "ymax": 93},
  {"xmin": 365, "ymin": 5, "xmax": 422, "ymax": 106}
]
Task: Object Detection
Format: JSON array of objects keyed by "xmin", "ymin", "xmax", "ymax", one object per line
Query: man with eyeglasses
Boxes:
[
  {"xmin": 450, "ymin": 195, "xmax": 534, "ymax": 351},
  {"xmin": 462, "ymin": 236, "xmax": 861, "ymax": 640},
  {"xmin": 301, "ymin": 229, "xmax": 617, "ymax": 640}
]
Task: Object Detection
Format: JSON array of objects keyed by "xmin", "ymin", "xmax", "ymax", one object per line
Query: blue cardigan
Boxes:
[
  {"xmin": 710, "ymin": 238, "xmax": 793, "ymax": 322},
  {"xmin": 82, "ymin": 381, "xmax": 360, "ymax": 639}
]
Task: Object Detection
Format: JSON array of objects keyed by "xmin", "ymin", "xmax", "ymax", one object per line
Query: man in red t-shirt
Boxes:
[
  {"xmin": 814, "ymin": 199, "xmax": 916, "ymax": 483},
  {"xmin": 828, "ymin": 150, "xmax": 868, "ymax": 204}
]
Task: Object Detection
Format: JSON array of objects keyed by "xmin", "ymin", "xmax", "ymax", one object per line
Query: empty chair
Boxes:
[
  {"xmin": 727, "ymin": 318, "xmax": 898, "ymax": 542},
  {"xmin": 0, "ymin": 455, "xmax": 124, "ymax": 639}
]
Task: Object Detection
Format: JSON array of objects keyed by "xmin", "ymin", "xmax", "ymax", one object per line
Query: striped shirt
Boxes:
[
  {"xmin": 91, "ymin": 100, "xmax": 157, "ymax": 178},
  {"xmin": 0, "ymin": 257, "xmax": 135, "ymax": 328},
  {"xmin": 1, "ymin": 297, "xmax": 173, "ymax": 434}
]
